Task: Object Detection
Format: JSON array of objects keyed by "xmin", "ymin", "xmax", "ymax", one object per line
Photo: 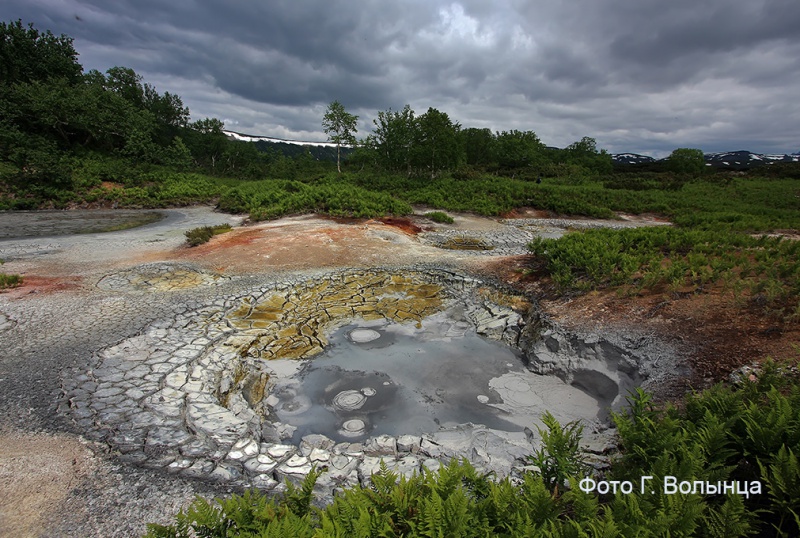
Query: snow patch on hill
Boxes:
[{"xmin": 224, "ymin": 130, "xmax": 340, "ymax": 148}]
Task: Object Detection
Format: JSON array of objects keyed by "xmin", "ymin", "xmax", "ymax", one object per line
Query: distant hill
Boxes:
[
  {"xmin": 612, "ymin": 150, "xmax": 799, "ymax": 170},
  {"xmin": 704, "ymin": 151, "xmax": 799, "ymax": 170},
  {"xmin": 611, "ymin": 153, "xmax": 657, "ymax": 165},
  {"xmin": 224, "ymin": 130, "xmax": 353, "ymax": 161}
]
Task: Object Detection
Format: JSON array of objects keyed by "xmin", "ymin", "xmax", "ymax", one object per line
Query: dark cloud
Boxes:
[
  {"xmin": 4, "ymin": 0, "xmax": 799, "ymax": 154},
  {"xmin": 608, "ymin": 0, "xmax": 800, "ymax": 65}
]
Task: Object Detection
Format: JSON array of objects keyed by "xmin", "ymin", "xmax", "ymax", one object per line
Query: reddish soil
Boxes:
[
  {"xmin": 376, "ymin": 217, "xmax": 424, "ymax": 235},
  {"xmin": 476, "ymin": 255, "xmax": 800, "ymax": 391},
  {"xmin": 2, "ymin": 275, "xmax": 83, "ymax": 298},
  {"xmin": 322, "ymin": 215, "xmax": 426, "ymax": 235},
  {"xmin": 169, "ymin": 218, "xmax": 428, "ymax": 273}
]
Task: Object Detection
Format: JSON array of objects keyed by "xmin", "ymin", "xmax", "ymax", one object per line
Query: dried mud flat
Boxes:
[{"xmin": 0, "ymin": 206, "xmax": 792, "ymax": 537}]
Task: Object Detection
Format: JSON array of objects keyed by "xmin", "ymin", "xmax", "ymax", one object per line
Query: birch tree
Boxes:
[{"xmin": 322, "ymin": 100, "xmax": 358, "ymax": 173}]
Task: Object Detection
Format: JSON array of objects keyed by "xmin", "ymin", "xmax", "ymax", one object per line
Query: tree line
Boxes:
[
  {"xmin": 1, "ymin": 18, "xmax": 707, "ymax": 206},
  {"xmin": 324, "ymin": 101, "xmax": 617, "ymax": 179}
]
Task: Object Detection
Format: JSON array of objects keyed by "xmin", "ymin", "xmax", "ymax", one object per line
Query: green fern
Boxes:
[
  {"xmin": 702, "ymin": 493, "xmax": 755, "ymax": 538},
  {"xmin": 183, "ymin": 496, "xmax": 229, "ymax": 537},
  {"xmin": 759, "ymin": 445, "xmax": 800, "ymax": 535},
  {"xmin": 741, "ymin": 388, "xmax": 798, "ymax": 457},
  {"xmin": 530, "ymin": 411, "xmax": 589, "ymax": 494},
  {"xmin": 282, "ymin": 467, "xmax": 321, "ymax": 518}
]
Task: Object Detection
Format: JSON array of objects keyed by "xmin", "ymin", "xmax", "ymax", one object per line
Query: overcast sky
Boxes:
[{"xmin": 6, "ymin": 0, "xmax": 800, "ymax": 156}]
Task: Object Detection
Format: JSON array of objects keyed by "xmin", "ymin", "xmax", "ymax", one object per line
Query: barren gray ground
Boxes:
[
  {"xmin": 1, "ymin": 208, "xmax": 245, "ymax": 537},
  {"xmin": 0, "ymin": 207, "xmax": 677, "ymax": 537}
]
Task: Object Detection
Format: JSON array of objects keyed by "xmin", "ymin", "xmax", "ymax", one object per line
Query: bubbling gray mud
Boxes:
[{"xmin": 271, "ymin": 320, "xmax": 605, "ymax": 443}]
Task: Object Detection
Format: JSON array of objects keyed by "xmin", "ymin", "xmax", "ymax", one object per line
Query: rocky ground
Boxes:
[{"xmin": 0, "ymin": 206, "xmax": 794, "ymax": 537}]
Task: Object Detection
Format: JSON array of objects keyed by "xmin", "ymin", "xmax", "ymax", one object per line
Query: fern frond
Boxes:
[{"xmin": 702, "ymin": 493, "xmax": 755, "ymax": 538}]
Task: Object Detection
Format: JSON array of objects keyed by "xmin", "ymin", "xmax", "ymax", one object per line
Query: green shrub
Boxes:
[
  {"xmin": 0, "ymin": 260, "xmax": 22, "ymax": 289},
  {"xmin": 611, "ymin": 359, "xmax": 800, "ymax": 536},
  {"xmin": 0, "ymin": 272, "xmax": 22, "ymax": 289},
  {"xmin": 217, "ymin": 179, "xmax": 413, "ymax": 221},
  {"xmin": 184, "ymin": 223, "xmax": 232, "ymax": 246},
  {"xmin": 425, "ymin": 211, "xmax": 454, "ymax": 224}
]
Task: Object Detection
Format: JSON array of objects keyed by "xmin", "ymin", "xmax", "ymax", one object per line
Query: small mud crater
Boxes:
[
  {"xmin": 96, "ymin": 262, "xmax": 227, "ymax": 292},
  {"xmin": 268, "ymin": 321, "xmax": 570, "ymax": 443},
  {"xmin": 439, "ymin": 236, "xmax": 495, "ymax": 251}
]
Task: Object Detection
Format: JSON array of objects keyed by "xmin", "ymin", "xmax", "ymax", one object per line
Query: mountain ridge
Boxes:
[{"xmin": 612, "ymin": 150, "xmax": 799, "ymax": 169}]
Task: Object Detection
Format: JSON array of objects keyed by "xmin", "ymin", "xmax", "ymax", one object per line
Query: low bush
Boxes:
[
  {"xmin": 424, "ymin": 211, "xmax": 454, "ymax": 224},
  {"xmin": 219, "ymin": 179, "xmax": 413, "ymax": 221},
  {"xmin": 0, "ymin": 273, "xmax": 22, "ymax": 289},
  {"xmin": 184, "ymin": 223, "xmax": 232, "ymax": 247},
  {"xmin": 0, "ymin": 261, "xmax": 22, "ymax": 289}
]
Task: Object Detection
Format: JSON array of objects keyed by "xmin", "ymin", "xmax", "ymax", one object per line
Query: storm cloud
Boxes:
[{"xmin": 6, "ymin": 0, "xmax": 800, "ymax": 155}]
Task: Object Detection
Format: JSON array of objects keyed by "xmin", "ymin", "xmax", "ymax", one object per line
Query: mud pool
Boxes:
[
  {"xmin": 0, "ymin": 209, "xmax": 164, "ymax": 238},
  {"xmin": 271, "ymin": 320, "xmax": 605, "ymax": 443}
]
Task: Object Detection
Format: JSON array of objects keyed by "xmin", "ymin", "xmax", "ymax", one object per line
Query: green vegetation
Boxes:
[
  {"xmin": 217, "ymin": 178, "xmax": 413, "ymax": 220},
  {"xmin": 0, "ymin": 19, "xmax": 322, "ymax": 210},
  {"xmin": 529, "ymin": 411, "xmax": 589, "ymax": 494},
  {"xmin": 184, "ymin": 223, "xmax": 232, "ymax": 247},
  {"xmin": 1, "ymin": 19, "xmax": 627, "ymax": 215},
  {"xmin": 0, "ymin": 260, "xmax": 22, "ymax": 289},
  {"xmin": 609, "ymin": 359, "xmax": 800, "ymax": 537},
  {"xmin": 146, "ymin": 360, "xmax": 800, "ymax": 537},
  {"xmin": 528, "ymin": 227, "xmax": 800, "ymax": 316},
  {"xmin": 0, "ymin": 273, "xmax": 21, "ymax": 289},
  {"xmin": 666, "ymin": 148, "xmax": 706, "ymax": 178},
  {"xmin": 424, "ymin": 211, "xmax": 454, "ymax": 224},
  {"xmin": 528, "ymin": 219, "xmax": 800, "ymax": 321}
]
